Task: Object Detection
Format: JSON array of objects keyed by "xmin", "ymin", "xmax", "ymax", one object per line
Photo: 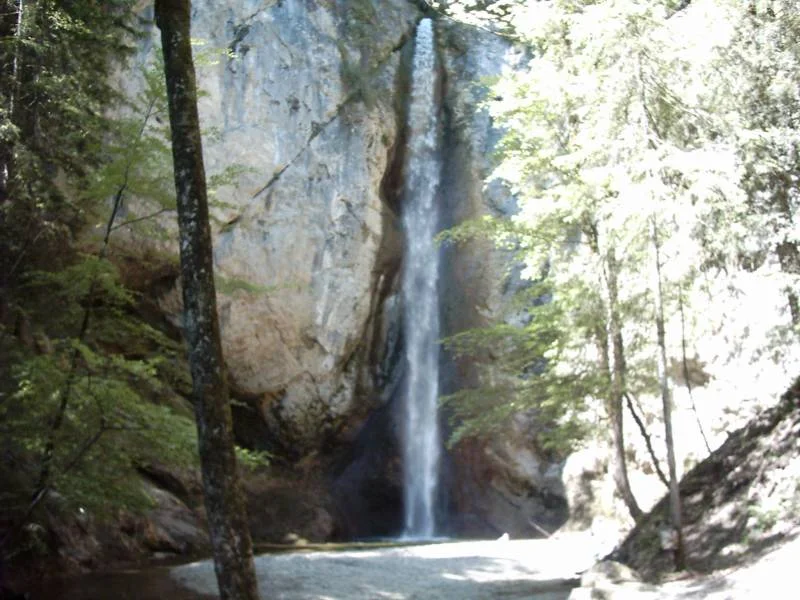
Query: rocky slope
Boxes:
[
  {"xmin": 610, "ymin": 378, "xmax": 800, "ymax": 580},
  {"xmin": 562, "ymin": 378, "xmax": 800, "ymax": 598}
]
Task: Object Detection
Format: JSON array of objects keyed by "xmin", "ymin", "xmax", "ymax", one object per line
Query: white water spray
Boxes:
[{"xmin": 401, "ymin": 18, "xmax": 441, "ymax": 539}]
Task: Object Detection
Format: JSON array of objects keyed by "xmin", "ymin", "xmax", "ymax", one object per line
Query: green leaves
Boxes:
[
  {"xmin": 443, "ymin": 0, "xmax": 800, "ymax": 454},
  {"xmin": 2, "ymin": 249, "xmax": 200, "ymax": 517},
  {"xmin": 6, "ymin": 353, "xmax": 198, "ymax": 515},
  {"xmin": 0, "ymin": 0, "xmax": 138, "ymax": 282},
  {"xmin": 440, "ymin": 277, "xmax": 593, "ymax": 453}
]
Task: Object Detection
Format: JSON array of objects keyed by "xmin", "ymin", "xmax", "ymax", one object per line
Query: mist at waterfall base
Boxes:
[{"xmin": 400, "ymin": 17, "xmax": 443, "ymax": 541}]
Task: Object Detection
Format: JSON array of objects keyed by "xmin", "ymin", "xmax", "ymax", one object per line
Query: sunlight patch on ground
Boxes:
[{"xmin": 171, "ymin": 536, "xmax": 596, "ymax": 599}]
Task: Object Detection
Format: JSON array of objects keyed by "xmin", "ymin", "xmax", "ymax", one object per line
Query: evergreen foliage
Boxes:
[
  {"xmin": 0, "ymin": 0, "xmax": 139, "ymax": 280},
  {"xmin": 0, "ymin": 1, "xmax": 203, "ymax": 559},
  {"xmin": 0, "ymin": 3, "xmax": 263, "ymax": 560},
  {"xmin": 439, "ymin": 0, "xmax": 800, "ymax": 518},
  {"xmin": 0, "ymin": 248, "xmax": 200, "ymax": 544},
  {"xmin": 441, "ymin": 280, "xmax": 594, "ymax": 453}
]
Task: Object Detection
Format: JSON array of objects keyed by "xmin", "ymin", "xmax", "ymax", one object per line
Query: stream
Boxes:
[{"xmin": 27, "ymin": 566, "xmax": 215, "ymax": 600}]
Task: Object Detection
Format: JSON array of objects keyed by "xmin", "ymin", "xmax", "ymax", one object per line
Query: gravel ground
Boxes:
[
  {"xmin": 170, "ymin": 535, "xmax": 606, "ymax": 599},
  {"xmin": 30, "ymin": 530, "xmax": 797, "ymax": 599}
]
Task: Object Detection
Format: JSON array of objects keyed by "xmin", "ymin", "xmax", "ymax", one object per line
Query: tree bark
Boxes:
[
  {"xmin": 651, "ymin": 215, "xmax": 685, "ymax": 571},
  {"xmin": 767, "ymin": 171, "xmax": 799, "ymax": 326},
  {"xmin": 776, "ymin": 239, "xmax": 800, "ymax": 326},
  {"xmin": 624, "ymin": 392, "xmax": 669, "ymax": 489},
  {"xmin": 678, "ymin": 286, "xmax": 711, "ymax": 454},
  {"xmin": 0, "ymin": 0, "xmax": 23, "ymax": 203},
  {"xmin": 585, "ymin": 222, "xmax": 643, "ymax": 523},
  {"xmin": 604, "ymin": 245, "xmax": 643, "ymax": 522},
  {"xmin": 155, "ymin": 2, "xmax": 261, "ymax": 599}
]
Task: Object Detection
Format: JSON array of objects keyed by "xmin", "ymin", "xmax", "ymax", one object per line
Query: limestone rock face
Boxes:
[
  {"xmin": 131, "ymin": 0, "xmax": 419, "ymax": 452},
  {"xmin": 444, "ymin": 426, "xmax": 567, "ymax": 538},
  {"xmin": 124, "ymin": 0, "xmax": 565, "ymax": 538}
]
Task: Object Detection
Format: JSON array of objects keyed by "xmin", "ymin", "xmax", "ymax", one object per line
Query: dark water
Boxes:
[
  {"xmin": 21, "ymin": 541, "xmax": 488, "ymax": 599},
  {"xmin": 26, "ymin": 567, "xmax": 216, "ymax": 600},
  {"xmin": 21, "ymin": 542, "xmax": 412, "ymax": 599}
]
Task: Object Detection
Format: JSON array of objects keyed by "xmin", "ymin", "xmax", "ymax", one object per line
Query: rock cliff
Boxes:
[
  {"xmin": 135, "ymin": 0, "xmax": 419, "ymax": 455},
  {"xmin": 123, "ymin": 0, "xmax": 564, "ymax": 538}
]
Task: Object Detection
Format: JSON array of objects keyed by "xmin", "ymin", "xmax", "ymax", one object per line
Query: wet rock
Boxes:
[
  {"xmin": 244, "ymin": 473, "xmax": 336, "ymax": 543},
  {"xmin": 445, "ymin": 433, "xmax": 568, "ymax": 539},
  {"xmin": 140, "ymin": 485, "xmax": 209, "ymax": 556}
]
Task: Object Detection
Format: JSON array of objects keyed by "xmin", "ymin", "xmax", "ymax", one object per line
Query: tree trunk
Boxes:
[
  {"xmin": 155, "ymin": 2, "xmax": 261, "ymax": 599},
  {"xmin": 585, "ymin": 222, "xmax": 643, "ymax": 523},
  {"xmin": 651, "ymin": 215, "xmax": 685, "ymax": 571},
  {"xmin": 776, "ymin": 239, "xmax": 800, "ymax": 326},
  {"xmin": 605, "ymin": 246, "xmax": 643, "ymax": 522},
  {"xmin": 0, "ymin": 0, "xmax": 23, "ymax": 203},
  {"xmin": 678, "ymin": 286, "xmax": 711, "ymax": 454},
  {"xmin": 773, "ymin": 177, "xmax": 800, "ymax": 327},
  {"xmin": 624, "ymin": 391, "xmax": 669, "ymax": 489}
]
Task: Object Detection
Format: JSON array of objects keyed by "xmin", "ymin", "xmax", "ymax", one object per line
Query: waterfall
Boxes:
[{"xmin": 401, "ymin": 18, "xmax": 441, "ymax": 539}]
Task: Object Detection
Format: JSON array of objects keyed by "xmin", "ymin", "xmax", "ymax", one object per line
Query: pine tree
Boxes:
[
  {"xmin": 443, "ymin": 0, "xmax": 800, "ymax": 540},
  {"xmin": 0, "ymin": 0, "xmax": 137, "ymax": 287}
]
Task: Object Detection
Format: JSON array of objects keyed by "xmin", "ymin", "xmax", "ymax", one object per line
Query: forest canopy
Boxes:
[{"xmin": 440, "ymin": 0, "xmax": 800, "ymax": 480}]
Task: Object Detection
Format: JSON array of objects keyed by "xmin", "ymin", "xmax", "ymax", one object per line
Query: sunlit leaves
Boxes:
[{"xmin": 442, "ymin": 0, "xmax": 800, "ymax": 452}]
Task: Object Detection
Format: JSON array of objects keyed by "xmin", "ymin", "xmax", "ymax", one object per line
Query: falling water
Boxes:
[{"xmin": 401, "ymin": 18, "xmax": 441, "ymax": 539}]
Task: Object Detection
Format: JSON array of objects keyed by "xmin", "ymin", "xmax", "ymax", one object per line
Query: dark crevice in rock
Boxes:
[
  {"xmin": 136, "ymin": 464, "xmax": 196, "ymax": 508},
  {"xmin": 328, "ymin": 398, "xmax": 404, "ymax": 539},
  {"xmin": 228, "ymin": 25, "xmax": 250, "ymax": 57},
  {"xmin": 229, "ymin": 386, "xmax": 283, "ymax": 456}
]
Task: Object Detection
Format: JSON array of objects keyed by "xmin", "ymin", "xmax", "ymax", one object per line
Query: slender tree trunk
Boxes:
[
  {"xmin": 773, "ymin": 182, "xmax": 799, "ymax": 326},
  {"xmin": 605, "ymin": 246, "xmax": 643, "ymax": 522},
  {"xmin": 155, "ymin": 2, "xmax": 261, "ymax": 599},
  {"xmin": 594, "ymin": 324, "xmax": 641, "ymax": 522},
  {"xmin": 624, "ymin": 391, "xmax": 669, "ymax": 488},
  {"xmin": 678, "ymin": 286, "xmax": 711, "ymax": 454},
  {"xmin": 0, "ymin": 0, "xmax": 23, "ymax": 203},
  {"xmin": 585, "ymin": 221, "xmax": 643, "ymax": 523},
  {"xmin": 776, "ymin": 239, "xmax": 800, "ymax": 326},
  {"xmin": 10, "ymin": 0, "xmax": 23, "ymax": 115},
  {"xmin": 651, "ymin": 215, "xmax": 685, "ymax": 571}
]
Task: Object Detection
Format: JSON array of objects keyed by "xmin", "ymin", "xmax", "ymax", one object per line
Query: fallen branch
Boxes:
[
  {"xmin": 624, "ymin": 392, "xmax": 669, "ymax": 488},
  {"xmin": 527, "ymin": 518, "xmax": 552, "ymax": 538}
]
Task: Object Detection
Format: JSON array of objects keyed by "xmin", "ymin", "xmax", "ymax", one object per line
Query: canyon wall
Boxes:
[{"xmin": 124, "ymin": 0, "xmax": 565, "ymax": 538}]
